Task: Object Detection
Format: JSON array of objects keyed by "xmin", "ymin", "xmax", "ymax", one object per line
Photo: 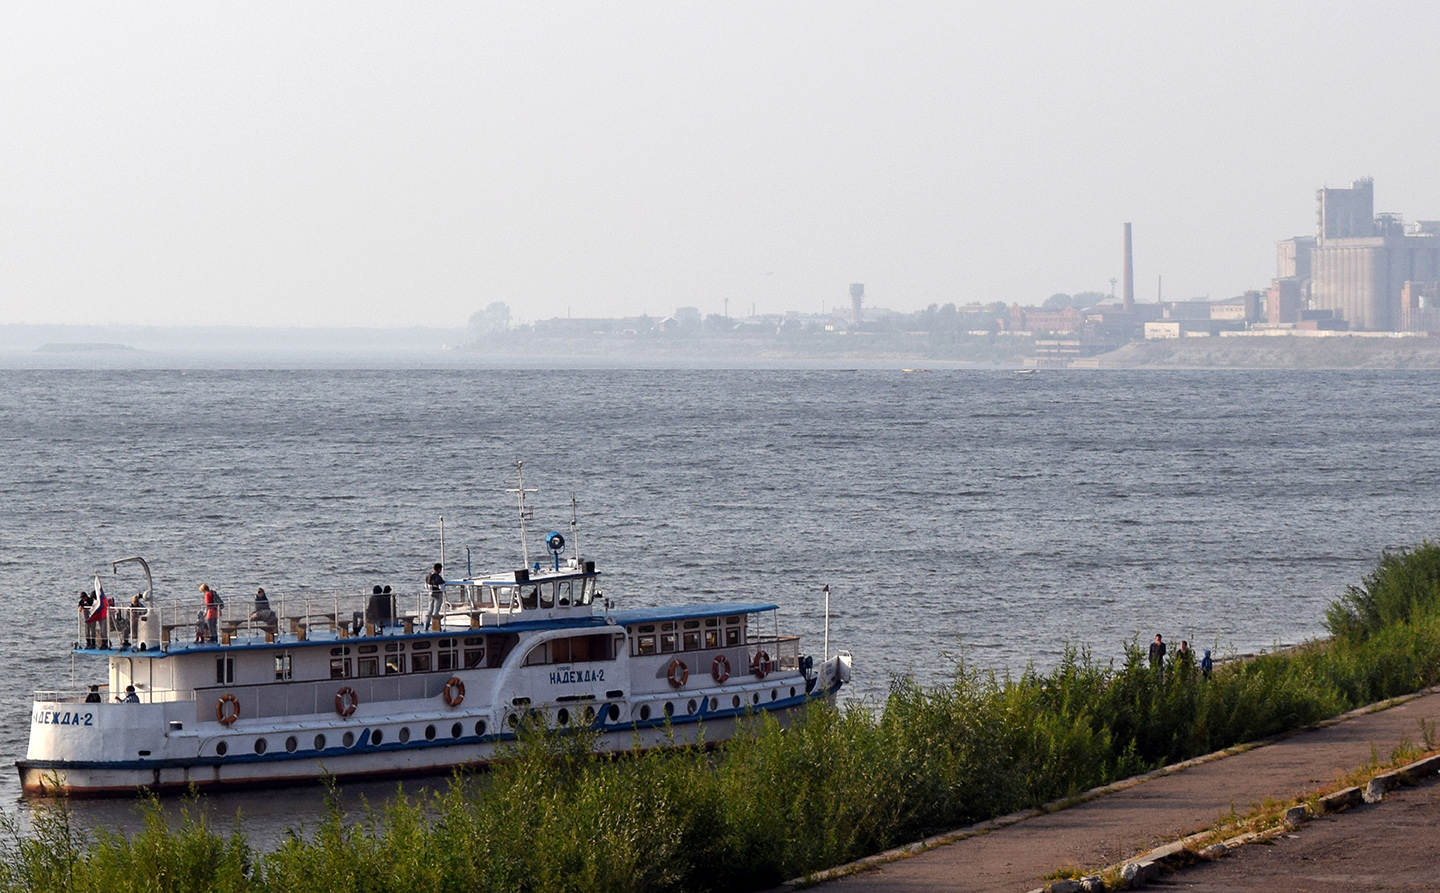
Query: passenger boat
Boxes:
[{"xmin": 18, "ymin": 477, "xmax": 852, "ymax": 797}]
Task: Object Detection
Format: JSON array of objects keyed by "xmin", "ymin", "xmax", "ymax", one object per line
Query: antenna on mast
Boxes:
[{"xmin": 507, "ymin": 461, "xmax": 537, "ymax": 568}]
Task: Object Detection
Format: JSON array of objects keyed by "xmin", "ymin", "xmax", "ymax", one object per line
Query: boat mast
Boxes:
[
  {"xmin": 569, "ymin": 492, "xmax": 580, "ymax": 566},
  {"xmin": 508, "ymin": 461, "xmax": 537, "ymax": 569},
  {"xmin": 823, "ymin": 583, "xmax": 830, "ymax": 661}
]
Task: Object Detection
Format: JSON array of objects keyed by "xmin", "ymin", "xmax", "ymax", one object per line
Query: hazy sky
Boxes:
[{"xmin": 3, "ymin": 3, "xmax": 1439, "ymax": 328}]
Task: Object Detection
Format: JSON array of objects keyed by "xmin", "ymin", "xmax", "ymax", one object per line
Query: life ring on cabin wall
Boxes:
[
  {"xmin": 711, "ymin": 654, "xmax": 731, "ymax": 683},
  {"xmin": 216, "ymin": 694, "xmax": 240, "ymax": 726},
  {"xmin": 335, "ymin": 686, "xmax": 359, "ymax": 717},
  {"xmin": 751, "ymin": 651, "xmax": 772, "ymax": 679},
  {"xmin": 666, "ymin": 658, "xmax": 689, "ymax": 688},
  {"xmin": 443, "ymin": 676, "xmax": 466, "ymax": 708}
]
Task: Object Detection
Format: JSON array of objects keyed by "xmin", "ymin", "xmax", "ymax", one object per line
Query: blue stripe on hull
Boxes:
[{"xmin": 17, "ymin": 684, "xmax": 835, "ymax": 788}]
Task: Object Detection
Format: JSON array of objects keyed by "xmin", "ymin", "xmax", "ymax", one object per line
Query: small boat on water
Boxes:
[{"xmin": 19, "ymin": 472, "xmax": 851, "ymax": 797}]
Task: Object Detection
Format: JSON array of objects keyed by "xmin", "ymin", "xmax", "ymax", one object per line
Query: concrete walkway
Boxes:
[{"xmin": 802, "ymin": 688, "xmax": 1440, "ymax": 893}]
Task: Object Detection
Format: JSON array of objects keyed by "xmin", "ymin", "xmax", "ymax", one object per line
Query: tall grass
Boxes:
[{"xmin": 5, "ymin": 542, "xmax": 1440, "ymax": 893}]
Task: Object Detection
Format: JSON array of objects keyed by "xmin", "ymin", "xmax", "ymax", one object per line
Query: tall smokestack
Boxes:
[
  {"xmin": 849, "ymin": 283, "xmax": 864, "ymax": 326},
  {"xmin": 1122, "ymin": 222, "xmax": 1134, "ymax": 313}
]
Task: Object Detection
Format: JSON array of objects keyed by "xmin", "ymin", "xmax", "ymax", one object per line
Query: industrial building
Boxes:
[{"xmin": 1273, "ymin": 179, "xmax": 1440, "ymax": 331}]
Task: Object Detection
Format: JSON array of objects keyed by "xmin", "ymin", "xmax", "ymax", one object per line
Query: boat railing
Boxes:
[
  {"xmin": 32, "ymin": 688, "xmax": 106, "ymax": 704},
  {"xmin": 749, "ymin": 635, "xmax": 801, "ymax": 672},
  {"xmin": 74, "ymin": 585, "xmax": 529, "ymax": 651}
]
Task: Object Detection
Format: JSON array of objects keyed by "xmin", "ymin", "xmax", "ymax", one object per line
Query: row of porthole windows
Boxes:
[
  {"xmin": 504, "ymin": 703, "xmax": 622, "ymax": 729},
  {"xmin": 633, "ymin": 686, "xmax": 798, "ymax": 722},
  {"xmin": 212, "ymin": 685, "xmax": 806, "ymax": 756},
  {"xmin": 212, "ymin": 719, "xmax": 491, "ymax": 757}
]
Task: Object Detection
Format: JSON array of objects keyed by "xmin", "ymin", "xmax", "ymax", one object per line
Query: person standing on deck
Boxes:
[
  {"xmin": 78, "ymin": 590, "xmax": 96, "ymax": 648},
  {"xmin": 424, "ymin": 564, "xmax": 444, "ymax": 623},
  {"xmin": 201, "ymin": 583, "xmax": 220, "ymax": 642}
]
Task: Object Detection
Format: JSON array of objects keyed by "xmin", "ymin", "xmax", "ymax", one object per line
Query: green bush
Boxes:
[{"xmin": 1326, "ymin": 542, "xmax": 1440, "ymax": 641}]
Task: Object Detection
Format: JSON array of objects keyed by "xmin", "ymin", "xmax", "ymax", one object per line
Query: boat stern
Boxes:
[{"xmin": 19, "ymin": 694, "xmax": 176, "ymax": 796}]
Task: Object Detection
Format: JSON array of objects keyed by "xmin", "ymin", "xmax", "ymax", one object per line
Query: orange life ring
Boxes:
[
  {"xmin": 711, "ymin": 653, "xmax": 731, "ymax": 683},
  {"xmin": 443, "ymin": 676, "xmax": 466, "ymax": 708},
  {"xmin": 666, "ymin": 658, "xmax": 689, "ymax": 688},
  {"xmin": 751, "ymin": 650, "xmax": 772, "ymax": 679},
  {"xmin": 216, "ymin": 694, "xmax": 240, "ymax": 725},
  {"xmin": 335, "ymin": 686, "xmax": 359, "ymax": 717}
]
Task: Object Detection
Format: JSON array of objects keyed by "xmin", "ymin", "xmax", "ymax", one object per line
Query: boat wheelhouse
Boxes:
[{"xmin": 20, "ymin": 489, "xmax": 851, "ymax": 797}]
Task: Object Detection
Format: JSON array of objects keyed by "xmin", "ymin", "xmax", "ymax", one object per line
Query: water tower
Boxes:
[{"xmin": 849, "ymin": 283, "xmax": 864, "ymax": 325}]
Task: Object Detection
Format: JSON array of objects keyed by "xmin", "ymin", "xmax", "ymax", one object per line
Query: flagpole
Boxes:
[{"xmin": 823, "ymin": 584, "xmax": 830, "ymax": 662}]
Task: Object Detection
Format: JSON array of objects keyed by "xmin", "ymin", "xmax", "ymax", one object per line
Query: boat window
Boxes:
[
  {"xmin": 519, "ymin": 585, "xmax": 539, "ymax": 610},
  {"xmin": 704, "ymin": 630, "xmax": 719, "ymax": 649},
  {"xmin": 438, "ymin": 647, "xmax": 457, "ymax": 671},
  {"xmin": 580, "ymin": 578, "xmax": 596, "ymax": 605},
  {"xmin": 215, "ymin": 657, "xmax": 234, "ymax": 685},
  {"xmin": 636, "ymin": 634, "xmax": 656, "ymax": 656},
  {"xmin": 384, "ymin": 642, "xmax": 403, "ymax": 653},
  {"xmin": 476, "ymin": 586, "xmax": 495, "ymax": 609},
  {"xmin": 411, "ymin": 651, "xmax": 432, "ymax": 673},
  {"xmin": 638, "ymin": 624, "xmax": 655, "ymax": 633},
  {"xmin": 705, "ymin": 618, "xmax": 717, "ymax": 627},
  {"xmin": 329, "ymin": 646, "xmax": 351, "ymax": 656},
  {"xmin": 330, "ymin": 657, "xmax": 351, "ymax": 679},
  {"xmin": 725, "ymin": 627, "xmax": 741, "ymax": 646},
  {"xmin": 491, "ymin": 586, "xmax": 512, "ymax": 609},
  {"xmin": 464, "ymin": 646, "xmax": 486, "ymax": 669},
  {"xmin": 490, "ymin": 633, "xmax": 518, "ymax": 667},
  {"xmin": 571, "ymin": 634, "xmax": 612, "ymax": 660},
  {"xmin": 556, "ymin": 581, "xmax": 572, "ymax": 606},
  {"xmin": 660, "ymin": 632, "xmax": 677, "ymax": 653},
  {"xmin": 384, "ymin": 654, "xmax": 406, "ymax": 675},
  {"xmin": 682, "ymin": 631, "xmax": 700, "ymax": 651},
  {"xmin": 569, "ymin": 635, "xmax": 591, "ymax": 661},
  {"xmin": 524, "ymin": 634, "xmax": 617, "ymax": 664},
  {"xmin": 540, "ymin": 584, "xmax": 555, "ymax": 609},
  {"xmin": 524, "ymin": 642, "xmax": 548, "ymax": 666},
  {"xmin": 683, "ymin": 620, "xmax": 700, "ymax": 629},
  {"xmin": 726, "ymin": 615, "xmax": 741, "ymax": 626},
  {"xmin": 358, "ymin": 656, "xmax": 379, "ymax": 677},
  {"xmin": 274, "ymin": 653, "xmax": 292, "ymax": 681},
  {"xmin": 411, "ymin": 641, "xmax": 431, "ymax": 651},
  {"xmin": 358, "ymin": 644, "xmax": 378, "ymax": 654}
]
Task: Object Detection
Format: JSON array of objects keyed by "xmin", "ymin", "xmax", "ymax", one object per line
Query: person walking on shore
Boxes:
[{"xmin": 1149, "ymin": 634, "xmax": 1167, "ymax": 680}]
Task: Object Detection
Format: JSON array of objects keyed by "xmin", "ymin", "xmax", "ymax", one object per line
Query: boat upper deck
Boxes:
[{"xmin": 74, "ymin": 563, "xmax": 778, "ymax": 658}]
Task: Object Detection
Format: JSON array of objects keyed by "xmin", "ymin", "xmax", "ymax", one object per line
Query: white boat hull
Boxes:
[{"xmin": 21, "ymin": 656, "xmax": 849, "ymax": 797}]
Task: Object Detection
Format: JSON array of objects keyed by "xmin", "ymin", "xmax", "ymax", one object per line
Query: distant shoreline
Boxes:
[
  {"xmin": 1087, "ymin": 335, "xmax": 1440, "ymax": 370},
  {"xmin": 3, "ymin": 324, "xmax": 1440, "ymax": 370}
]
